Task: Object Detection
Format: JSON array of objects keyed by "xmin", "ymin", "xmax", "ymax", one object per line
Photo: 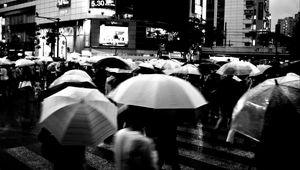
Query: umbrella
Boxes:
[
  {"xmin": 198, "ymin": 62, "xmax": 220, "ymax": 74},
  {"xmin": 174, "ymin": 64, "xmax": 200, "ymax": 75},
  {"xmin": 40, "ymin": 86, "xmax": 118, "ymax": 146},
  {"xmin": 0, "ymin": 57, "xmax": 13, "ymax": 65},
  {"xmin": 226, "ymin": 73, "xmax": 300, "ymax": 143},
  {"xmin": 47, "ymin": 62, "xmax": 60, "ymax": 71},
  {"xmin": 217, "ymin": 60, "xmax": 259, "ymax": 76},
  {"xmin": 281, "ymin": 60, "xmax": 300, "ymax": 75},
  {"xmin": 67, "ymin": 52, "xmax": 81, "ymax": 61},
  {"xmin": 94, "ymin": 56, "xmax": 131, "ymax": 70},
  {"xmin": 36, "ymin": 56, "xmax": 53, "ymax": 63},
  {"xmin": 139, "ymin": 62, "xmax": 155, "ymax": 70},
  {"xmin": 49, "ymin": 69, "xmax": 96, "ymax": 88},
  {"xmin": 108, "ymin": 74, "xmax": 207, "ymax": 109},
  {"xmin": 15, "ymin": 58, "xmax": 35, "ymax": 67},
  {"xmin": 249, "ymin": 64, "xmax": 272, "ymax": 77}
]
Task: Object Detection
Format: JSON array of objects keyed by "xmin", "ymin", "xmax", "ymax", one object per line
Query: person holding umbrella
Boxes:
[
  {"xmin": 108, "ymin": 74, "xmax": 208, "ymax": 170},
  {"xmin": 38, "ymin": 70, "xmax": 118, "ymax": 170},
  {"xmin": 226, "ymin": 73, "xmax": 300, "ymax": 170}
]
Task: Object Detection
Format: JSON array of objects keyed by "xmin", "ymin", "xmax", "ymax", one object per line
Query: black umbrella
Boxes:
[
  {"xmin": 94, "ymin": 56, "xmax": 131, "ymax": 70},
  {"xmin": 281, "ymin": 60, "xmax": 300, "ymax": 75},
  {"xmin": 198, "ymin": 62, "xmax": 220, "ymax": 74}
]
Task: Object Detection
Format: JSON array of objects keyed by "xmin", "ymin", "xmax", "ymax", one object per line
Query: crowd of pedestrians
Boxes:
[{"xmin": 0, "ymin": 54, "xmax": 297, "ymax": 170}]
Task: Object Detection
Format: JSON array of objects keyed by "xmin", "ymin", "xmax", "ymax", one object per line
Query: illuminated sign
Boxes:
[
  {"xmin": 244, "ymin": 9, "xmax": 254, "ymax": 15},
  {"xmin": 146, "ymin": 27, "xmax": 178, "ymax": 41},
  {"xmin": 99, "ymin": 24, "xmax": 128, "ymax": 47},
  {"xmin": 57, "ymin": 0, "xmax": 71, "ymax": 8},
  {"xmin": 146, "ymin": 27, "xmax": 167, "ymax": 39},
  {"xmin": 90, "ymin": 0, "xmax": 115, "ymax": 9}
]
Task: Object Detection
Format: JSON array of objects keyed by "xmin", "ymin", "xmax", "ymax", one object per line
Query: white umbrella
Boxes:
[
  {"xmin": 15, "ymin": 58, "xmax": 35, "ymax": 67},
  {"xmin": 36, "ymin": 56, "xmax": 53, "ymax": 63},
  {"xmin": 49, "ymin": 69, "xmax": 95, "ymax": 88},
  {"xmin": 216, "ymin": 60, "xmax": 260, "ymax": 76},
  {"xmin": 0, "ymin": 57, "xmax": 13, "ymax": 65},
  {"xmin": 249, "ymin": 64, "xmax": 272, "ymax": 76},
  {"xmin": 172, "ymin": 64, "xmax": 200, "ymax": 75},
  {"xmin": 139, "ymin": 62, "xmax": 155, "ymax": 70},
  {"xmin": 40, "ymin": 87, "xmax": 118, "ymax": 146},
  {"xmin": 108, "ymin": 74, "xmax": 207, "ymax": 109}
]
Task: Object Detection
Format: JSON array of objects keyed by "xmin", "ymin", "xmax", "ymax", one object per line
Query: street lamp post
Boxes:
[{"xmin": 35, "ymin": 13, "xmax": 60, "ymax": 58}]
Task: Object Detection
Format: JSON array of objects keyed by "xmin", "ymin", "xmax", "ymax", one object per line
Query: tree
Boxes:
[
  {"xmin": 0, "ymin": 41, "xmax": 8, "ymax": 57},
  {"xmin": 174, "ymin": 17, "xmax": 205, "ymax": 53}
]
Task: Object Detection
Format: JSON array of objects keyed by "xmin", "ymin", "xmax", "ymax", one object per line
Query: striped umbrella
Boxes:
[{"xmin": 40, "ymin": 86, "xmax": 118, "ymax": 146}]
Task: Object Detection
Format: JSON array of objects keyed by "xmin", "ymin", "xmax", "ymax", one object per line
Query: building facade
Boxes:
[
  {"xmin": 224, "ymin": 0, "xmax": 270, "ymax": 47},
  {"xmin": 0, "ymin": 0, "xmax": 206, "ymax": 58},
  {"xmin": 206, "ymin": 0, "xmax": 270, "ymax": 47},
  {"xmin": 277, "ymin": 17, "xmax": 296, "ymax": 37},
  {"xmin": 0, "ymin": 0, "xmax": 36, "ymax": 57},
  {"xmin": 34, "ymin": 0, "xmax": 204, "ymax": 58}
]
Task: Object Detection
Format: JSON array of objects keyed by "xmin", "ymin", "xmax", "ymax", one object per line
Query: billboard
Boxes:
[
  {"xmin": 99, "ymin": 24, "xmax": 128, "ymax": 47},
  {"xmin": 146, "ymin": 27, "xmax": 167, "ymax": 39},
  {"xmin": 146, "ymin": 27, "xmax": 178, "ymax": 41}
]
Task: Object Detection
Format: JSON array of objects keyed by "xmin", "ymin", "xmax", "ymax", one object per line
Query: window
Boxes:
[{"xmin": 245, "ymin": 24, "xmax": 251, "ymax": 29}]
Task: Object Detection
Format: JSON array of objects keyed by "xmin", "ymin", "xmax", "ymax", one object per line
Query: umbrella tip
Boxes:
[{"xmin": 274, "ymin": 79, "xmax": 279, "ymax": 86}]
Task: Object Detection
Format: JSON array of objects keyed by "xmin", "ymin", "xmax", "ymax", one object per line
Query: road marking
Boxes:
[
  {"xmin": 6, "ymin": 146, "xmax": 53, "ymax": 170},
  {"xmin": 85, "ymin": 152, "xmax": 115, "ymax": 170},
  {"xmin": 6, "ymin": 145, "xmax": 116, "ymax": 170}
]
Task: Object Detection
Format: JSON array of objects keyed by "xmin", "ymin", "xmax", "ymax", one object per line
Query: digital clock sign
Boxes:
[{"xmin": 90, "ymin": 0, "xmax": 115, "ymax": 9}]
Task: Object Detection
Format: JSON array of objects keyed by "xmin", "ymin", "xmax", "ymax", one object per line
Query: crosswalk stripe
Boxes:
[
  {"xmin": 6, "ymin": 146, "xmax": 53, "ymax": 170},
  {"xmin": 6, "ymin": 145, "xmax": 116, "ymax": 170},
  {"xmin": 85, "ymin": 151, "xmax": 115, "ymax": 170},
  {"xmin": 177, "ymin": 136, "xmax": 255, "ymax": 159},
  {"xmin": 178, "ymin": 148, "xmax": 252, "ymax": 170},
  {"xmin": 177, "ymin": 125, "xmax": 257, "ymax": 151}
]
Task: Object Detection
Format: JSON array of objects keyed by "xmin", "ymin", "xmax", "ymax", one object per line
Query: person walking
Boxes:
[
  {"xmin": 114, "ymin": 106, "xmax": 158, "ymax": 170},
  {"xmin": 214, "ymin": 74, "xmax": 246, "ymax": 131},
  {"xmin": 38, "ymin": 127, "xmax": 86, "ymax": 170},
  {"xmin": 145, "ymin": 109, "xmax": 181, "ymax": 170}
]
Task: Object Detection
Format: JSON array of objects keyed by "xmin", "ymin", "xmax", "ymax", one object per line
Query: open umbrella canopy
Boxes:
[
  {"xmin": 198, "ymin": 62, "xmax": 220, "ymax": 74},
  {"xmin": 94, "ymin": 56, "xmax": 131, "ymax": 70},
  {"xmin": 0, "ymin": 57, "xmax": 13, "ymax": 65},
  {"xmin": 217, "ymin": 60, "xmax": 259, "ymax": 76},
  {"xmin": 36, "ymin": 56, "xmax": 53, "ymax": 63},
  {"xmin": 47, "ymin": 62, "xmax": 60, "ymax": 71},
  {"xmin": 15, "ymin": 58, "xmax": 35, "ymax": 67},
  {"xmin": 40, "ymin": 86, "xmax": 118, "ymax": 146},
  {"xmin": 49, "ymin": 69, "xmax": 96, "ymax": 88},
  {"xmin": 281, "ymin": 60, "xmax": 300, "ymax": 75},
  {"xmin": 108, "ymin": 74, "xmax": 207, "ymax": 109},
  {"xmin": 227, "ymin": 73, "xmax": 300, "ymax": 142},
  {"xmin": 176, "ymin": 63, "xmax": 201, "ymax": 75},
  {"xmin": 249, "ymin": 64, "xmax": 272, "ymax": 77}
]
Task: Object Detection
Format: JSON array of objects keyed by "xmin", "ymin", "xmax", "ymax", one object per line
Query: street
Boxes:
[{"xmin": 0, "ymin": 111, "xmax": 257, "ymax": 170}]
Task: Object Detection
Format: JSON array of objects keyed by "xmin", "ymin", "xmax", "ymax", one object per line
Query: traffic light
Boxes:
[
  {"xmin": 46, "ymin": 31, "xmax": 56, "ymax": 45},
  {"xmin": 34, "ymin": 25, "xmax": 41, "ymax": 49}
]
